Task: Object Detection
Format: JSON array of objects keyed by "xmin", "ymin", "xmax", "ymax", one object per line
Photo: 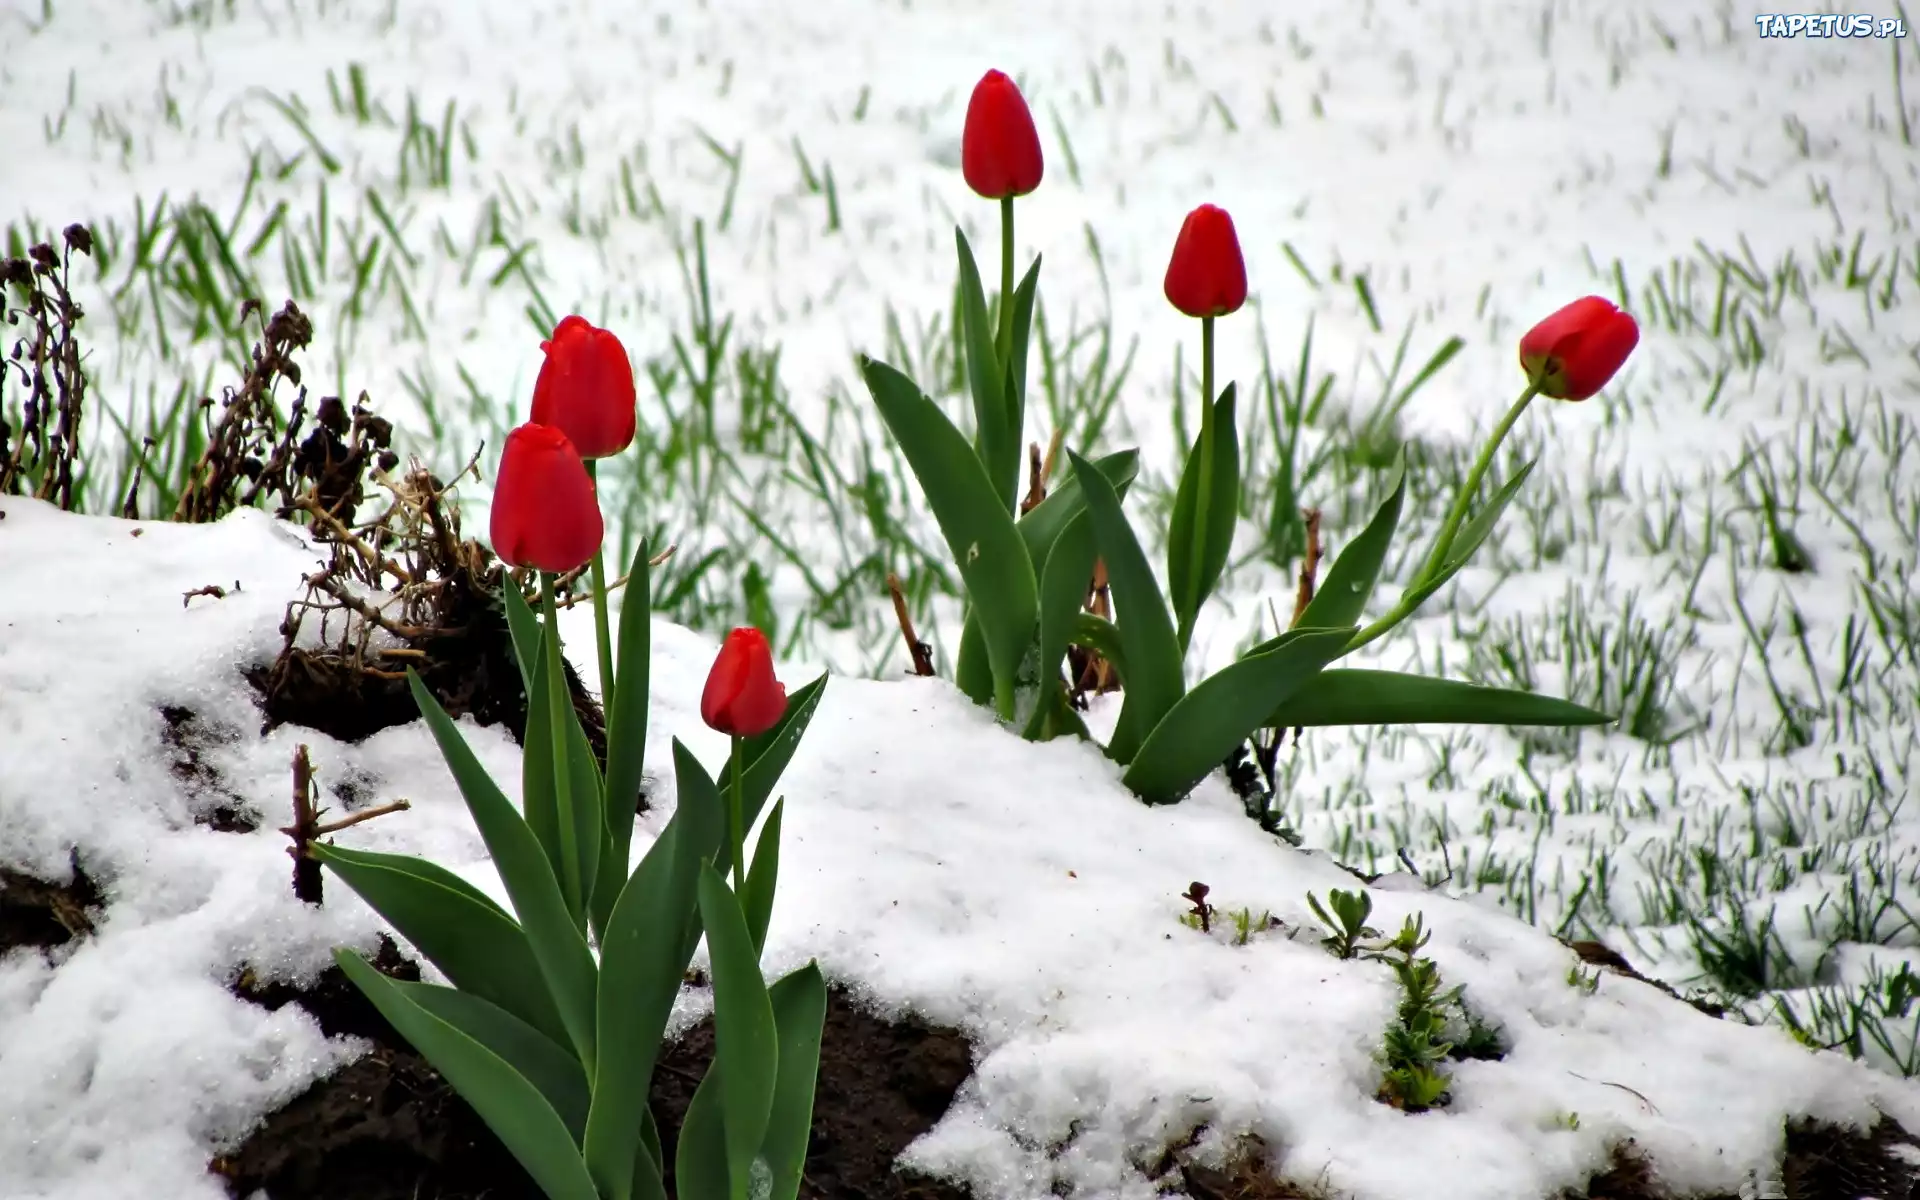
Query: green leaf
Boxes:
[
  {"xmin": 536, "ymin": 593, "xmax": 602, "ymax": 927},
  {"xmin": 1016, "ymin": 448, "xmax": 1139, "ymax": 570},
  {"xmin": 1297, "ymin": 457, "xmax": 1406, "ymax": 630},
  {"xmin": 955, "ymin": 228, "xmax": 1014, "ymax": 511},
  {"xmin": 860, "ymin": 356, "xmax": 1038, "ymax": 716},
  {"xmin": 1167, "ymin": 385, "xmax": 1241, "ymax": 649},
  {"xmin": 389, "ymin": 977, "xmax": 592, "ymax": 1139},
  {"xmin": 761, "ymin": 962, "xmax": 828, "ymax": 1200},
  {"xmin": 671, "ymin": 742, "xmax": 734, "ymax": 965},
  {"xmin": 312, "ymin": 843, "xmax": 570, "ymax": 1048},
  {"xmin": 501, "ymin": 577, "xmax": 542, "ymax": 695},
  {"xmin": 715, "ymin": 673, "xmax": 826, "ymax": 849},
  {"xmin": 334, "ymin": 950, "xmax": 599, "ymax": 1200},
  {"xmin": 406, "ymin": 671, "xmax": 599, "ymax": 1069},
  {"xmin": 1404, "ymin": 460, "xmax": 1536, "ymax": 609},
  {"xmin": 582, "ymin": 746, "xmax": 723, "ymax": 1200},
  {"xmin": 1067, "ymin": 450, "xmax": 1184, "ymax": 765},
  {"xmin": 519, "ymin": 624, "xmax": 565, "ymax": 884},
  {"xmin": 1265, "ymin": 669, "xmax": 1615, "ymax": 728},
  {"xmin": 1002, "ymin": 254, "xmax": 1043, "ymax": 426},
  {"xmin": 1069, "ymin": 612, "xmax": 1128, "ymax": 680},
  {"xmin": 1123, "ymin": 627, "xmax": 1355, "ymax": 804},
  {"xmin": 741, "ymin": 798, "xmax": 784, "ymax": 956},
  {"xmin": 954, "ymin": 611, "xmax": 994, "ymax": 706},
  {"xmin": 699, "ymin": 863, "xmax": 779, "ymax": 1200},
  {"xmin": 595, "ymin": 536, "xmax": 655, "ymax": 938},
  {"xmin": 1023, "ymin": 511, "xmax": 1097, "ymax": 741},
  {"xmin": 674, "ymin": 1069, "xmax": 729, "ymax": 1200},
  {"xmin": 633, "ymin": 1111, "xmax": 667, "ymax": 1200}
]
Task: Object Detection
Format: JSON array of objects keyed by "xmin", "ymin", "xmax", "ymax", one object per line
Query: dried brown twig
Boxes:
[
  {"xmin": 0, "ymin": 225, "xmax": 93, "ymax": 510},
  {"xmin": 281, "ymin": 744, "xmax": 409, "ymax": 904},
  {"xmin": 888, "ymin": 572, "xmax": 936, "ymax": 676}
]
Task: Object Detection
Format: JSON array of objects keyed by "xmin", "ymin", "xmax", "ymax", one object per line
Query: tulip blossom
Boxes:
[
  {"xmin": 962, "ymin": 70, "xmax": 1044, "ymax": 200},
  {"xmin": 701, "ymin": 627, "xmax": 788, "ymax": 738},
  {"xmin": 530, "ymin": 315, "xmax": 638, "ymax": 459},
  {"xmin": 1163, "ymin": 204, "xmax": 1247, "ymax": 319},
  {"xmin": 489, "ymin": 423, "xmax": 604, "ymax": 575},
  {"xmin": 1518, "ymin": 297, "xmax": 1640, "ymax": 401}
]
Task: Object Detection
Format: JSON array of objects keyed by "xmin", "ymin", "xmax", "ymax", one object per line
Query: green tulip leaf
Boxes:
[
  {"xmin": 312, "ymin": 843, "xmax": 570, "ymax": 1048},
  {"xmin": 955, "ymin": 228, "xmax": 1014, "ymax": 511},
  {"xmin": 860, "ymin": 355, "xmax": 1038, "ymax": 716},
  {"xmin": 1024, "ymin": 510, "xmax": 1098, "ymax": 741},
  {"xmin": 954, "ymin": 610, "xmax": 994, "ymax": 705},
  {"xmin": 761, "ymin": 962, "xmax": 829, "ymax": 1200},
  {"xmin": 594, "ymin": 535, "xmax": 656, "ymax": 938},
  {"xmin": 742, "ymin": 798, "xmax": 784, "ymax": 957},
  {"xmin": 1297, "ymin": 456, "xmax": 1406, "ymax": 631},
  {"xmin": 385, "ymin": 974, "xmax": 592, "ymax": 1139},
  {"xmin": 582, "ymin": 743, "xmax": 723, "ymax": 1200},
  {"xmin": 334, "ymin": 949, "xmax": 599, "ymax": 1200},
  {"xmin": 1069, "ymin": 612, "xmax": 1128, "ymax": 681},
  {"xmin": 699, "ymin": 862, "xmax": 779, "ymax": 1198},
  {"xmin": 1266, "ymin": 668, "xmax": 1615, "ymax": 728},
  {"xmin": 671, "ymin": 742, "xmax": 734, "ymax": 965},
  {"xmin": 1067, "ymin": 450, "xmax": 1185, "ymax": 765},
  {"xmin": 518, "ymin": 624, "xmax": 564, "ymax": 882},
  {"xmin": 1405, "ymin": 460, "xmax": 1536, "ymax": 608},
  {"xmin": 501, "ymin": 576, "xmax": 543, "ymax": 696},
  {"xmin": 406, "ymin": 670, "xmax": 599, "ymax": 1069},
  {"xmin": 1123, "ymin": 627, "xmax": 1356, "ymax": 805},
  {"xmin": 1002, "ymin": 255, "xmax": 1044, "ymax": 426},
  {"xmin": 1167, "ymin": 384, "xmax": 1241, "ymax": 650},
  {"xmin": 715, "ymin": 672, "xmax": 827, "ymax": 846},
  {"xmin": 674, "ymin": 1068, "xmax": 730, "ymax": 1200},
  {"xmin": 1016, "ymin": 448, "xmax": 1139, "ymax": 570}
]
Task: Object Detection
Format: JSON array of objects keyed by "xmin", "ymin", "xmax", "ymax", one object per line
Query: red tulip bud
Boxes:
[
  {"xmin": 1518, "ymin": 297, "xmax": 1640, "ymax": 401},
  {"xmin": 489, "ymin": 423, "xmax": 604, "ymax": 575},
  {"xmin": 1163, "ymin": 204, "xmax": 1247, "ymax": 319},
  {"xmin": 701, "ymin": 627, "xmax": 788, "ymax": 738},
  {"xmin": 962, "ymin": 70, "xmax": 1044, "ymax": 200},
  {"xmin": 530, "ymin": 315, "xmax": 637, "ymax": 459}
]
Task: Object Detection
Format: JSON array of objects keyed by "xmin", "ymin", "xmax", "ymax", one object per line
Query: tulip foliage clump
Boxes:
[
  {"xmin": 858, "ymin": 69, "xmax": 1642, "ymax": 805},
  {"xmin": 318, "ymin": 315, "xmax": 833, "ymax": 1200},
  {"xmin": 298, "ymin": 64, "xmax": 1648, "ymax": 1200}
]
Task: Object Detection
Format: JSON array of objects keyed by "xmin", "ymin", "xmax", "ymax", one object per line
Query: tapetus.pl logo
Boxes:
[{"xmin": 1754, "ymin": 13, "xmax": 1909, "ymax": 37}]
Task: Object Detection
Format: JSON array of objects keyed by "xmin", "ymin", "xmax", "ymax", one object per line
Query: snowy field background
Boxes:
[{"xmin": 4, "ymin": 0, "xmax": 1920, "ymax": 1196}]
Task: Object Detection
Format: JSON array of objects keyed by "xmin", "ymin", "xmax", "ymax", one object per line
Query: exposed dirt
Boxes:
[
  {"xmin": 650, "ymin": 987, "xmax": 977, "ymax": 1200},
  {"xmin": 0, "ymin": 856, "xmax": 102, "ymax": 954},
  {"xmin": 161, "ymin": 705, "xmax": 261, "ymax": 833},
  {"xmin": 218, "ymin": 960, "xmax": 978, "ymax": 1200}
]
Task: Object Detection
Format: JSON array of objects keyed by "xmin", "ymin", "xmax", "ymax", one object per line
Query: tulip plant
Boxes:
[
  {"xmin": 859, "ymin": 69, "xmax": 1644, "ymax": 804},
  {"xmin": 313, "ymin": 320, "xmax": 833, "ymax": 1200}
]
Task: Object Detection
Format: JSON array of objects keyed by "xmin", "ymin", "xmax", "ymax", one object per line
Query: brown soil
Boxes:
[
  {"xmin": 217, "ymin": 952, "xmax": 977, "ymax": 1200},
  {"xmin": 0, "ymin": 856, "xmax": 102, "ymax": 953},
  {"xmin": 161, "ymin": 705, "xmax": 261, "ymax": 833}
]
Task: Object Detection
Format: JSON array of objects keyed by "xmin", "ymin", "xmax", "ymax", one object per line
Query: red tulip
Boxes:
[
  {"xmin": 490, "ymin": 423, "xmax": 604, "ymax": 575},
  {"xmin": 1163, "ymin": 205, "xmax": 1247, "ymax": 319},
  {"xmin": 701, "ymin": 627, "xmax": 788, "ymax": 738},
  {"xmin": 1518, "ymin": 297, "xmax": 1639, "ymax": 401},
  {"xmin": 529, "ymin": 315, "xmax": 637, "ymax": 459},
  {"xmin": 962, "ymin": 70, "xmax": 1044, "ymax": 200}
]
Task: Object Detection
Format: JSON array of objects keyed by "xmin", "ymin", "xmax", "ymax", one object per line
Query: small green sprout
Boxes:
[{"xmin": 1307, "ymin": 887, "xmax": 1379, "ymax": 959}]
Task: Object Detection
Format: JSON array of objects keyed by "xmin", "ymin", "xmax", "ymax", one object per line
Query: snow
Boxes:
[
  {"xmin": 1, "ymin": 495, "xmax": 1914, "ymax": 1200},
  {"xmin": 5, "ymin": 0, "xmax": 1920, "ymax": 1195}
]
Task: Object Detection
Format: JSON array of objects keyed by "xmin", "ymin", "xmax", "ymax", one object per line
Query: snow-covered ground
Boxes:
[{"xmin": 5, "ymin": 0, "xmax": 1920, "ymax": 1196}]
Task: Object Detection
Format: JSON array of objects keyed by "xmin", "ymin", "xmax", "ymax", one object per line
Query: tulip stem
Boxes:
[
  {"xmin": 582, "ymin": 461, "xmax": 617, "ymax": 725},
  {"xmin": 1180, "ymin": 316, "xmax": 1218, "ymax": 653},
  {"xmin": 1341, "ymin": 383, "xmax": 1541, "ymax": 660},
  {"xmin": 540, "ymin": 575, "xmax": 584, "ymax": 918},
  {"xmin": 727, "ymin": 735, "xmax": 747, "ymax": 896},
  {"xmin": 996, "ymin": 195, "xmax": 1015, "ymax": 369}
]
